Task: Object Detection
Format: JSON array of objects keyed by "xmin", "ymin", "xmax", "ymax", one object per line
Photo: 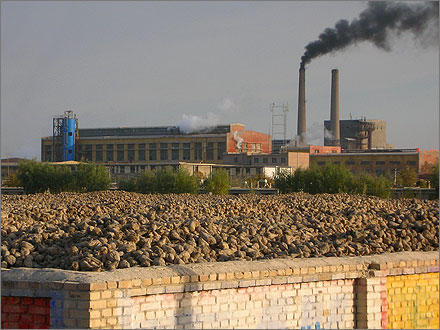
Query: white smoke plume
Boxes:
[
  {"xmin": 324, "ymin": 127, "xmax": 333, "ymax": 140},
  {"xmin": 217, "ymin": 97, "xmax": 240, "ymax": 113},
  {"xmin": 177, "ymin": 97, "xmax": 240, "ymax": 133},
  {"xmin": 177, "ymin": 112, "xmax": 220, "ymax": 134},
  {"xmin": 305, "ymin": 121, "xmax": 325, "ymax": 146}
]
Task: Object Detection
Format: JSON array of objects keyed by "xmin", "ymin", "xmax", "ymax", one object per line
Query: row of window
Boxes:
[
  {"xmin": 316, "ymin": 160, "xmax": 417, "ymax": 166},
  {"xmin": 233, "ymin": 157, "xmax": 286, "ymax": 164},
  {"xmin": 45, "ymin": 142, "xmax": 227, "ymax": 162}
]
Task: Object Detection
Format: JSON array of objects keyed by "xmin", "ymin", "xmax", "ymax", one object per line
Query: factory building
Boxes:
[
  {"xmin": 310, "ymin": 148, "xmax": 438, "ymax": 177},
  {"xmin": 41, "ymin": 113, "xmax": 272, "ymax": 165},
  {"xmin": 324, "ymin": 118, "xmax": 393, "ymax": 150}
]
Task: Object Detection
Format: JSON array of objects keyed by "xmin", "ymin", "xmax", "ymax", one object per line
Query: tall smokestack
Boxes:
[
  {"xmin": 297, "ymin": 64, "xmax": 306, "ymax": 144},
  {"xmin": 330, "ymin": 69, "xmax": 340, "ymax": 146}
]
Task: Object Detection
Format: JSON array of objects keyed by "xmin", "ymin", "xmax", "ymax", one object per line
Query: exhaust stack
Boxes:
[
  {"xmin": 297, "ymin": 64, "xmax": 306, "ymax": 144},
  {"xmin": 330, "ymin": 69, "xmax": 340, "ymax": 146}
]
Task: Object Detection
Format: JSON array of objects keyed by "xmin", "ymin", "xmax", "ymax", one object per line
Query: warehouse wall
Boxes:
[{"xmin": 1, "ymin": 251, "xmax": 438, "ymax": 329}]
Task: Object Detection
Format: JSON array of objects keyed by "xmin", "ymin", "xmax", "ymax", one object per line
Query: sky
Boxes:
[{"xmin": 1, "ymin": 1, "xmax": 439, "ymax": 160}]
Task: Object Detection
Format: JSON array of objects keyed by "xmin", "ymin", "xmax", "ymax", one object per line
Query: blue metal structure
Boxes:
[
  {"xmin": 53, "ymin": 110, "xmax": 77, "ymax": 161},
  {"xmin": 62, "ymin": 116, "xmax": 76, "ymax": 161}
]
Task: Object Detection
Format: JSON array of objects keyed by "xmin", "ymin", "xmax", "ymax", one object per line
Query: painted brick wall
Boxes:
[
  {"xmin": 386, "ymin": 273, "xmax": 439, "ymax": 329},
  {"xmin": 129, "ymin": 279, "xmax": 355, "ymax": 329},
  {"xmin": 1, "ymin": 251, "xmax": 438, "ymax": 329},
  {"xmin": 1, "ymin": 297, "xmax": 50, "ymax": 329}
]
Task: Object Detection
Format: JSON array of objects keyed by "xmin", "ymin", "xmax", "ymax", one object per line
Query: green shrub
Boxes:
[
  {"xmin": 136, "ymin": 170, "xmax": 158, "ymax": 194},
  {"xmin": 119, "ymin": 168, "xmax": 200, "ymax": 194},
  {"xmin": 73, "ymin": 163, "xmax": 111, "ymax": 192},
  {"xmin": 16, "ymin": 160, "xmax": 110, "ymax": 194},
  {"xmin": 204, "ymin": 169, "xmax": 230, "ymax": 195},
  {"xmin": 432, "ymin": 162, "xmax": 439, "ymax": 199},
  {"xmin": 118, "ymin": 177, "xmax": 138, "ymax": 192},
  {"xmin": 175, "ymin": 169, "xmax": 199, "ymax": 194},
  {"xmin": 155, "ymin": 168, "xmax": 176, "ymax": 194},
  {"xmin": 274, "ymin": 162, "xmax": 391, "ymax": 198}
]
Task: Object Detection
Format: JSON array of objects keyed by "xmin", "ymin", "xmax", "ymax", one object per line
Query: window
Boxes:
[
  {"xmin": 160, "ymin": 143, "xmax": 168, "ymax": 161},
  {"xmin": 333, "ymin": 161, "xmax": 340, "ymax": 165},
  {"xmin": 85, "ymin": 144, "xmax": 92, "ymax": 161},
  {"xmin": 183, "ymin": 143, "xmax": 190, "ymax": 161},
  {"xmin": 407, "ymin": 161, "xmax": 417, "ymax": 165},
  {"xmin": 376, "ymin": 169, "xmax": 385, "ymax": 177},
  {"xmin": 332, "ymin": 150, "xmax": 338, "ymax": 153},
  {"xmin": 272, "ymin": 158, "xmax": 277, "ymax": 164},
  {"xmin": 246, "ymin": 168, "xmax": 250, "ymax": 174},
  {"xmin": 96, "ymin": 144, "xmax": 103, "ymax": 162},
  {"xmin": 206, "ymin": 142, "xmax": 214, "ymax": 161},
  {"xmin": 149, "ymin": 143, "xmax": 157, "ymax": 161},
  {"xmin": 171, "ymin": 143, "xmax": 179, "ymax": 161},
  {"xmin": 217, "ymin": 142, "xmax": 226, "ymax": 160},
  {"xmin": 127, "ymin": 144, "xmax": 135, "ymax": 162},
  {"xmin": 106, "ymin": 144, "xmax": 114, "ymax": 161},
  {"xmin": 130, "ymin": 166, "xmax": 136, "ymax": 173},
  {"xmin": 318, "ymin": 162, "xmax": 326, "ymax": 166},
  {"xmin": 345, "ymin": 160, "xmax": 355, "ymax": 165},
  {"xmin": 138, "ymin": 144, "xmax": 146, "ymax": 161},
  {"xmin": 254, "ymin": 158, "xmax": 259, "ymax": 164},
  {"xmin": 234, "ymin": 157, "xmax": 238, "ymax": 163},
  {"xmin": 314, "ymin": 150, "xmax": 319, "ymax": 154},
  {"xmin": 195, "ymin": 142, "xmax": 202, "ymax": 161},
  {"xmin": 117, "ymin": 144, "xmax": 124, "ymax": 161},
  {"xmin": 263, "ymin": 158, "xmax": 268, "ymax": 164},
  {"xmin": 390, "ymin": 161, "xmax": 401, "ymax": 165},
  {"xmin": 376, "ymin": 161, "xmax": 385, "ymax": 165},
  {"xmin": 44, "ymin": 145, "xmax": 52, "ymax": 161},
  {"xmin": 360, "ymin": 161, "xmax": 370, "ymax": 165},
  {"xmin": 281, "ymin": 157, "xmax": 286, "ymax": 164}
]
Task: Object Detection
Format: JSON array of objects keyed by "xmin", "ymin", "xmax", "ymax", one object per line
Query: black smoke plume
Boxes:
[{"xmin": 301, "ymin": 1, "xmax": 439, "ymax": 66}]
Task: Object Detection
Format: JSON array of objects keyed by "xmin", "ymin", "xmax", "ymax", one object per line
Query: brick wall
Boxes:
[
  {"xmin": 386, "ymin": 273, "xmax": 439, "ymax": 329},
  {"xmin": 1, "ymin": 297, "xmax": 50, "ymax": 329},
  {"xmin": 1, "ymin": 251, "xmax": 438, "ymax": 329}
]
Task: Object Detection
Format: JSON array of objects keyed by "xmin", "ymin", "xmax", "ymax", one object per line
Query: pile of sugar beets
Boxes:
[{"xmin": 1, "ymin": 191, "xmax": 438, "ymax": 271}]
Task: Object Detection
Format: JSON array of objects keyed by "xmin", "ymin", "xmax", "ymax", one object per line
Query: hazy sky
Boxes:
[{"xmin": 1, "ymin": 1, "xmax": 438, "ymax": 160}]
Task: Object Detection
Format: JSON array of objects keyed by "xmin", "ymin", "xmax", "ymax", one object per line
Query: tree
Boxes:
[
  {"xmin": 175, "ymin": 169, "xmax": 199, "ymax": 194},
  {"xmin": 74, "ymin": 163, "xmax": 111, "ymax": 192},
  {"xmin": 4, "ymin": 173, "xmax": 22, "ymax": 187},
  {"xmin": 396, "ymin": 166, "xmax": 418, "ymax": 187},
  {"xmin": 154, "ymin": 168, "xmax": 176, "ymax": 193},
  {"xmin": 204, "ymin": 169, "xmax": 230, "ymax": 195},
  {"xmin": 431, "ymin": 162, "xmax": 439, "ymax": 199}
]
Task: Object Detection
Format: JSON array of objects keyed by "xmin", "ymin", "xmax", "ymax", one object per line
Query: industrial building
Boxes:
[
  {"xmin": 310, "ymin": 148, "xmax": 438, "ymax": 178},
  {"xmin": 41, "ymin": 112, "xmax": 272, "ymax": 165},
  {"xmin": 324, "ymin": 118, "xmax": 393, "ymax": 150}
]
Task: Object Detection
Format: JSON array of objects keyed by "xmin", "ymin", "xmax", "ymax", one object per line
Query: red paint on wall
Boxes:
[
  {"xmin": 1, "ymin": 297, "xmax": 50, "ymax": 329},
  {"xmin": 227, "ymin": 130, "xmax": 272, "ymax": 154}
]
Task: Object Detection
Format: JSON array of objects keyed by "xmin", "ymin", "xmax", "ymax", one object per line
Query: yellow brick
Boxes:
[
  {"xmin": 395, "ymin": 287, "xmax": 401, "ymax": 294},
  {"xmin": 392, "ymin": 281, "xmax": 404, "ymax": 288},
  {"xmin": 408, "ymin": 287, "xmax": 414, "ymax": 293},
  {"xmin": 401, "ymin": 287, "xmax": 407, "ymax": 294}
]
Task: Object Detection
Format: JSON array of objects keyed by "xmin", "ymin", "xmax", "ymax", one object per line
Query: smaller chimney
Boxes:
[
  {"xmin": 330, "ymin": 69, "xmax": 340, "ymax": 146},
  {"xmin": 297, "ymin": 65, "xmax": 306, "ymax": 144}
]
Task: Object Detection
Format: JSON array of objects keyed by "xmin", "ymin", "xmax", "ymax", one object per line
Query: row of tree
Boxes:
[
  {"xmin": 14, "ymin": 160, "xmax": 111, "ymax": 194},
  {"xmin": 7, "ymin": 159, "xmax": 439, "ymax": 198},
  {"xmin": 274, "ymin": 163, "xmax": 393, "ymax": 198},
  {"xmin": 118, "ymin": 168, "xmax": 230, "ymax": 195}
]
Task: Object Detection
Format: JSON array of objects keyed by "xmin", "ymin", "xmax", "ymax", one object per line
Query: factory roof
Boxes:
[{"xmin": 77, "ymin": 124, "xmax": 234, "ymax": 138}]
